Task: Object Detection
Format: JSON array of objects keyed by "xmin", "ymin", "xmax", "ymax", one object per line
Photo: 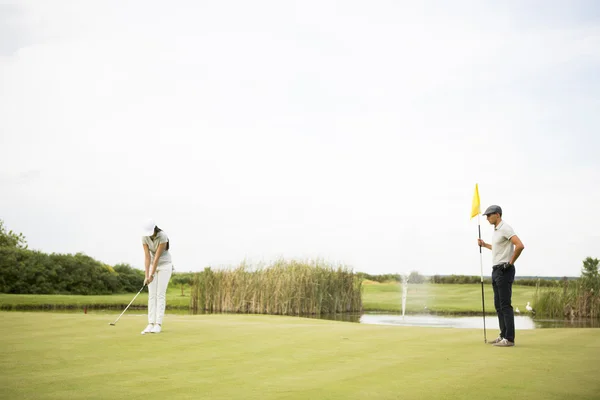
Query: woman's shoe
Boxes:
[{"xmin": 141, "ymin": 324, "xmax": 154, "ymax": 335}]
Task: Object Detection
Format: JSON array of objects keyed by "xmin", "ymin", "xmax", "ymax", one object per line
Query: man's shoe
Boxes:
[
  {"xmin": 141, "ymin": 324, "xmax": 154, "ymax": 335},
  {"xmin": 150, "ymin": 324, "xmax": 162, "ymax": 334},
  {"xmin": 493, "ymin": 338, "xmax": 515, "ymax": 347},
  {"xmin": 488, "ymin": 337, "xmax": 503, "ymax": 344}
]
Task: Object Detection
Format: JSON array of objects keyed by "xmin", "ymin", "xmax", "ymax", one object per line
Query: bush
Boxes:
[
  {"xmin": 430, "ymin": 275, "xmax": 490, "ymax": 284},
  {"xmin": 0, "ymin": 247, "xmax": 144, "ymax": 294},
  {"xmin": 356, "ymin": 272, "xmax": 401, "ymax": 283},
  {"xmin": 356, "ymin": 272, "xmax": 428, "ymax": 283}
]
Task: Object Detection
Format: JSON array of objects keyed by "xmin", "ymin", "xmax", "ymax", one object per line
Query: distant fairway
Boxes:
[
  {"xmin": 1, "ymin": 312, "xmax": 599, "ymax": 400},
  {"xmin": 0, "ymin": 286, "xmax": 190, "ymax": 310},
  {"xmin": 0, "ymin": 283, "xmax": 538, "ymax": 315},
  {"xmin": 362, "ymin": 283, "xmax": 538, "ymax": 314}
]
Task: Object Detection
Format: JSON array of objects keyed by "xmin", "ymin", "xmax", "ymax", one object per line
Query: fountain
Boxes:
[{"xmin": 401, "ymin": 274, "xmax": 409, "ymax": 320}]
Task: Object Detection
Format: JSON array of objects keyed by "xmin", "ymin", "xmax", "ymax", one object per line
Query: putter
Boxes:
[{"xmin": 109, "ymin": 284, "xmax": 146, "ymax": 326}]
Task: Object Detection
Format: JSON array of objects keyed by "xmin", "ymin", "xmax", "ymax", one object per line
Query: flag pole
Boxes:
[
  {"xmin": 478, "ymin": 213, "xmax": 487, "ymax": 343},
  {"xmin": 472, "ymin": 183, "xmax": 487, "ymax": 344}
]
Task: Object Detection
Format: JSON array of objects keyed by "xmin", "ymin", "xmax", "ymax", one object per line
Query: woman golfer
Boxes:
[{"xmin": 141, "ymin": 219, "xmax": 173, "ymax": 334}]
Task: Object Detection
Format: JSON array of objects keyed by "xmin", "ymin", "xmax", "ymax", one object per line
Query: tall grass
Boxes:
[
  {"xmin": 533, "ymin": 278, "xmax": 600, "ymax": 318},
  {"xmin": 190, "ymin": 259, "xmax": 363, "ymax": 316}
]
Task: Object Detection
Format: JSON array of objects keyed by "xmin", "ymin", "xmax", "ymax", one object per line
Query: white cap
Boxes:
[{"xmin": 142, "ymin": 219, "xmax": 156, "ymax": 236}]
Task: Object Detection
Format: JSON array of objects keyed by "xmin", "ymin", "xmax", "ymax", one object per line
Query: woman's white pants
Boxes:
[{"xmin": 147, "ymin": 265, "xmax": 172, "ymax": 325}]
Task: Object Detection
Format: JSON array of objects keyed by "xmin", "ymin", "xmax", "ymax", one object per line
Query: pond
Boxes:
[
  {"xmin": 355, "ymin": 313, "xmax": 600, "ymax": 329},
  {"xmin": 6, "ymin": 308, "xmax": 600, "ymax": 328},
  {"xmin": 297, "ymin": 312, "xmax": 600, "ymax": 328}
]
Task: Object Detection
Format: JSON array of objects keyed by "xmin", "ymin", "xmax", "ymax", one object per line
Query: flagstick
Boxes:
[{"xmin": 478, "ymin": 214, "xmax": 487, "ymax": 343}]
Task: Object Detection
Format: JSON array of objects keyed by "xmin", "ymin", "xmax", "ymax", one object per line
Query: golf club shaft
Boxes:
[{"xmin": 110, "ymin": 284, "xmax": 146, "ymax": 325}]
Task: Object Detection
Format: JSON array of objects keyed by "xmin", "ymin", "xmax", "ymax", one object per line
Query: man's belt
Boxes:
[{"xmin": 493, "ymin": 262, "xmax": 514, "ymax": 271}]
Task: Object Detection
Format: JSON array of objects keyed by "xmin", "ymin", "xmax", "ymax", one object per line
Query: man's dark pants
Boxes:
[{"xmin": 492, "ymin": 264, "xmax": 516, "ymax": 342}]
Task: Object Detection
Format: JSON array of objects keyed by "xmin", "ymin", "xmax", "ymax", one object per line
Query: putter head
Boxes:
[{"xmin": 109, "ymin": 323, "xmax": 116, "ymax": 326}]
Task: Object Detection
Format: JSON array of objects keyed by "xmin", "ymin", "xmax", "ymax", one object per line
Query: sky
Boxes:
[{"xmin": 1, "ymin": 0, "xmax": 599, "ymax": 278}]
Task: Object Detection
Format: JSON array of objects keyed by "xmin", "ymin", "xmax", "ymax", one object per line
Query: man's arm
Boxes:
[{"xmin": 509, "ymin": 235, "xmax": 524, "ymax": 264}]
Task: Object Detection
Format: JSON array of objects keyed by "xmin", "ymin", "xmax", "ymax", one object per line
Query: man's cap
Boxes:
[
  {"xmin": 482, "ymin": 205, "xmax": 502, "ymax": 216},
  {"xmin": 142, "ymin": 219, "xmax": 156, "ymax": 236}
]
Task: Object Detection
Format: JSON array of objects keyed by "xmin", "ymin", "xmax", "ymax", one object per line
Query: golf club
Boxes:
[{"xmin": 109, "ymin": 284, "xmax": 146, "ymax": 326}]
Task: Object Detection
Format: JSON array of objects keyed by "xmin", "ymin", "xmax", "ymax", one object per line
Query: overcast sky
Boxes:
[{"xmin": 1, "ymin": 0, "xmax": 599, "ymax": 278}]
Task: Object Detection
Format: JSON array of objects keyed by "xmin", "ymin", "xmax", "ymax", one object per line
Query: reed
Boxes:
[
  {"xmin": 190, "ymin": 259, "xmax": 363, "ymax": 316},
  {"xmin": 533, "ymin": 278, "xmax": 600, "ymax": 319}
]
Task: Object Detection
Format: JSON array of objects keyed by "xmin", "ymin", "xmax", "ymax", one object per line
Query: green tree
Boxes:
[
  {"xmin": 113, "ymin": 263, "xmax": 144, "ymax": 292},
  {"xmin": 172, "ymin": 272, "xmax": 194, "ymax": 296},
  {"xmin": 0, "ymin": 220, "xmax": 28, "ymax": 249},
  {"xmin": 581, "ymin": 257, "xmax": 599, "ymax": 293},
  {"xmin": 408, "ymin": 270, "xmax": 426, "ymax": 284},
  {"xmin": 581, "ymin": 257, "xmax": 599, "ymax": 280}
]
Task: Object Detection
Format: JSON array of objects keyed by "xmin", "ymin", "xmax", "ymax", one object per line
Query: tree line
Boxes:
[
  {"xmin": 357, "ymin": 270, "xmax": 563, "ymax": 286},
  {"xmin": 1, "ymin": 219, "xmax": 594, "ymax": 295},
  {"xmin": 0, "ymin": 219, "xmax": 144, "ymax": 294},
  {"xmin": 357, "ymin": 271, "xmax": 427, "ymax": 283}
]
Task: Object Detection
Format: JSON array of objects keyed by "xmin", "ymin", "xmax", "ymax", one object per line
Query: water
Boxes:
[
  {"xmin": 358, "ymin": 313, "xmax": 600, "ymax": 329},
  {"xmin": 4, "ymin": 308, "xmax": 599, "ymax": 328},
  {"xmin": 379, "ymin": 275, "xmax": 599, "ymax": 329},
  {"xmin": 401, "ymin": 275, "xmax": 408, "ymax": 319}
]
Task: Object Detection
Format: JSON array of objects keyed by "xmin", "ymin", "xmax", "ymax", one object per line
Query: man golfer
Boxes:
[{"xmin": 477, "ymin": 205, "xmax": 525, "ymax": 347}]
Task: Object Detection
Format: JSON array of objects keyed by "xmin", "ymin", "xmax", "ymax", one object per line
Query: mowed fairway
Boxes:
[
  {"xmin": 1, "ymin": 313, "xmax": 599, "ymax": 400},
  {"xmin": 362, "ymin": 283, "xmax": 537, "ymax": 313}
]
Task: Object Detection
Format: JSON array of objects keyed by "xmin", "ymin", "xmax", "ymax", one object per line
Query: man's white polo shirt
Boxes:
[{"xmin": 492, "ymin": 220, "xmax": 516, "ymax": 266}]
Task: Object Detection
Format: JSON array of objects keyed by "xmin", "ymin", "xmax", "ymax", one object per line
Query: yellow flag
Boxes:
[{"xmin": 470, "ymin": 184, "xmax": 480, "ymax": 219}]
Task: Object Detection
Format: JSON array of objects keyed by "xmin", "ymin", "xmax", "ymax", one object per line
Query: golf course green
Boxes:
[{"xmin": 1, "ymin": 312, "xmax": 598, "ymax": 400}]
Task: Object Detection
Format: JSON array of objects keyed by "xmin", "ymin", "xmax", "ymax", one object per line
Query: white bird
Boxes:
[
  {"xmin": 526, "ymin": 302, "xmax": 533, "ymax": 312},
  {"xmin": 515, "ymin": 307, "xmax": 520, "ymax": 314}
]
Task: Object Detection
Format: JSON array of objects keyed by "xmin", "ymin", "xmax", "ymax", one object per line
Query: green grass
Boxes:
[
  {"xmin": 0, "ymin": 283, "xmax": 539, "ymax": 314},
  {"xmin": 1, "ymin": 312, "xmax": 599, "ymax": 400},
  {"xmin": 362, "ymin": 283, "xmax": 537, "ymax": 314},
  {"xmin": 0, "ymin": 285, "xmax": 191, "ymax": 310}
]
